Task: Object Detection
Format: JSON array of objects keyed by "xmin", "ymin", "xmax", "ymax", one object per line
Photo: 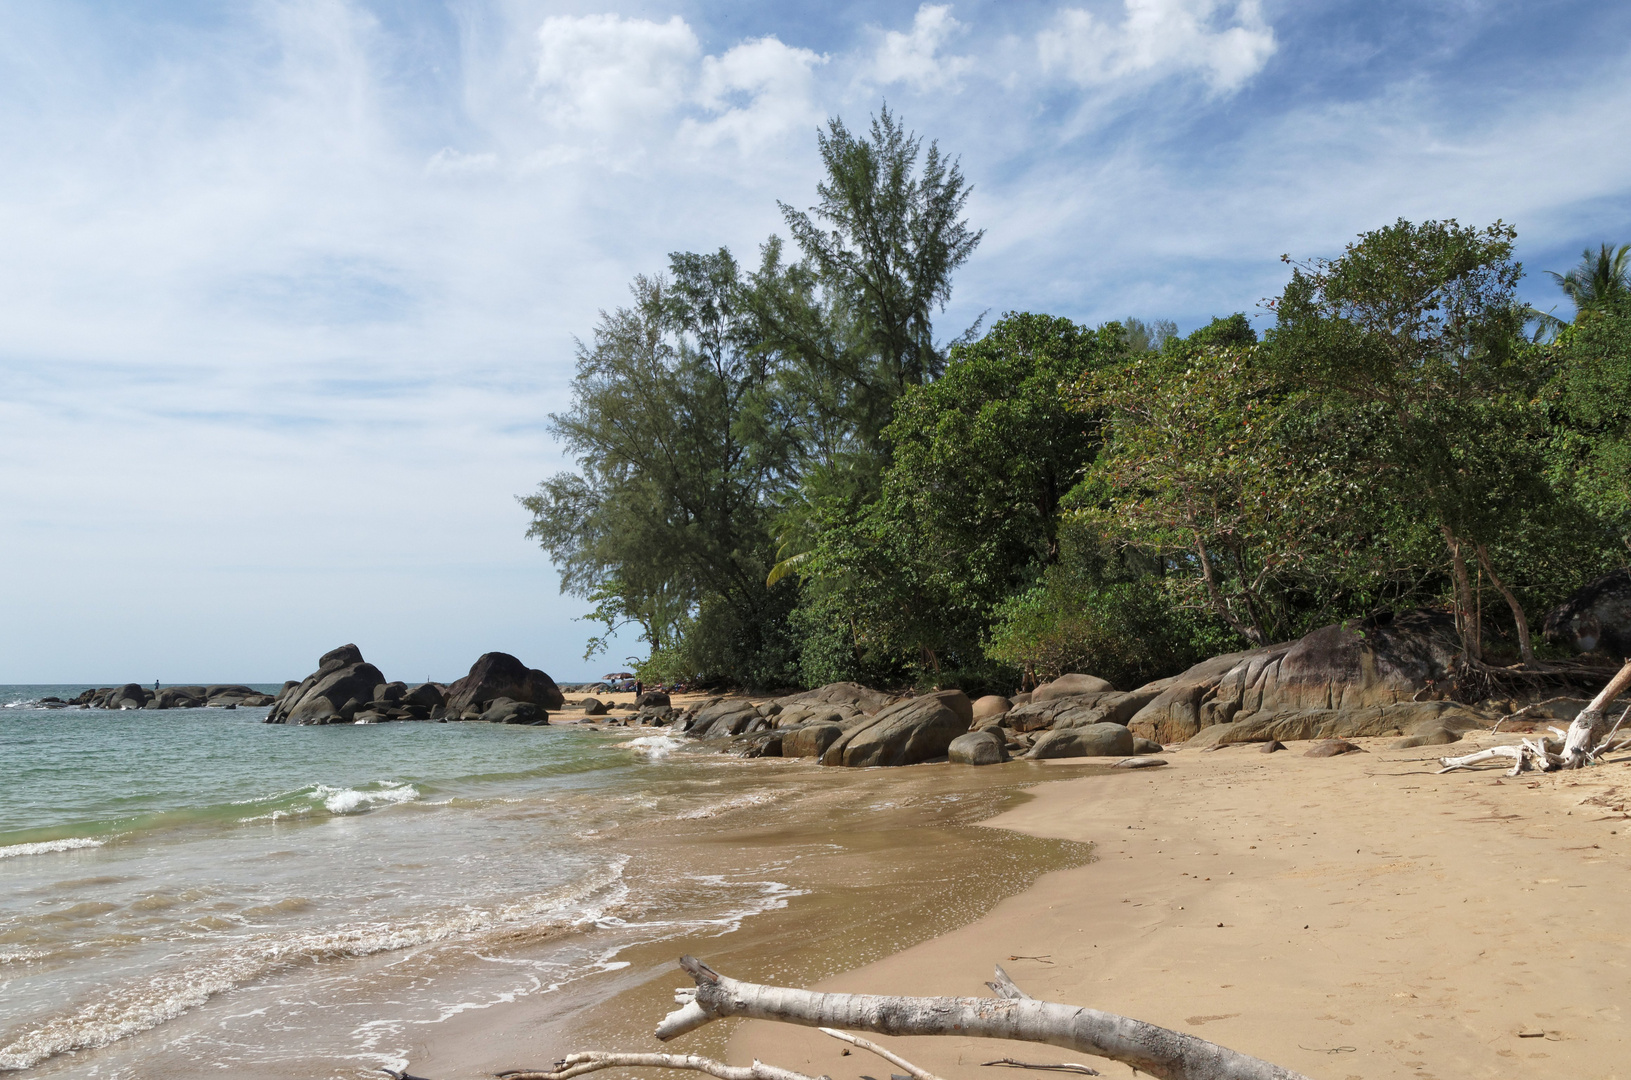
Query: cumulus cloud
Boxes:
[
  {"xmin": 1038, "ymin": 0, "xmax": 1276, "ymax": 93},
  {"xmin": 691, "ymin": 37, "xmax": 826, "ymax": 147},
  {"xmin": 871, "ymin": 4, "xmax": 972, "ymax": 91},
  {"xmin": 534, "ymin": 14, "xmax": 699, "ymax": 130}
]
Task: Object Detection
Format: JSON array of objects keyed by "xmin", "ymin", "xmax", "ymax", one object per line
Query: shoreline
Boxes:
[
  {"xmin": 398, "ymin": 757, "xmax": 1116, "ymax": 1080},
  {"xmin": 732, "ymin": 735, "xmax": 1631, "ymax": 1080}
]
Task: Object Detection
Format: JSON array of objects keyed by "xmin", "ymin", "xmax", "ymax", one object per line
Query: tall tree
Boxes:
[
  {"xmin": 766, "ymin": 106, "xmax": 983, "ymax": 451},
  {"xmin": 1267, "ymin": 219, "xmax": 1546, "ymax": 662},
  {"xmin": 1548, "ymin": 242, "xmax": 1631, "ymax": 315},
  {"xmin": 521, "ymin": 252, "xmax": 798, "ymax": 682}
]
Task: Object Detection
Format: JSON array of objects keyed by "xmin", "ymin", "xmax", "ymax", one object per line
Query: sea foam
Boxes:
[{"xmin": 0, "ymin": 837, "xmax": 106, "ymax": 859}]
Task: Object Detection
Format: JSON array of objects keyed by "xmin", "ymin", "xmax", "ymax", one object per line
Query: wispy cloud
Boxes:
[{"xmin": 0, "ymin": 0, "xmax": 1625, "ymax": 679}]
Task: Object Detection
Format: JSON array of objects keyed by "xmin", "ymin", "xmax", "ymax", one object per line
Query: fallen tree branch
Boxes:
[
  {"xmin": 981, "ymin": 1058, "xmax": 1100, "ymax": 1075},
  {"xmin": 657, "ymin": 956, "xmax": 1309, "ymax": 1080},
  {"xmin": 820, "ymin": 1028, "xmax": 946, "ymax": 1080},
  {"xmin": 495, "ymin": 1052, "xmax": 822, "ymax": 1080}
]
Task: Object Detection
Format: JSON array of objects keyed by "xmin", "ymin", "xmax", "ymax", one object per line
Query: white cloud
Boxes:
[
  {"xmin": 691, "ymin": 37, "xmax": 826, "ymax": 147},
  {"xmin": 1038, "ymin": 0, "xmax": 1276, "ymax": 93},
  {"xmin": 426, "ymin": 148, "xmax": 499, "ymax": 176},
  {"xmin": 872, "ymin": 4, "xmax": 972, "ymax": 91},
  {"xmin": 534, "ymin": 13, "xmax": 699, "ymax": 130}
]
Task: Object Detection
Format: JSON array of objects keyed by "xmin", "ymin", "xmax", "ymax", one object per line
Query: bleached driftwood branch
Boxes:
[
  {"xmin": 495, "ymin": 1052, "xmax": 822, "ymax": 1080},
  {"xmin": 1442, "ymin": 659, "xmax": 1631, "ymax": 775},
  {"xmin": 655, "ymin": 955, "xmax": 1308, "ymax": 1080},
  {"xmin": 820, "ymin": 1027, "xmax": 947, "ymax": 1080}
]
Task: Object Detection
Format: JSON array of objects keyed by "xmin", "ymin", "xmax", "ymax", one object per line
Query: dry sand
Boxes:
[{"xmin": 732, "ymin": 731, "xmax": 1631, "ymax": 1080}]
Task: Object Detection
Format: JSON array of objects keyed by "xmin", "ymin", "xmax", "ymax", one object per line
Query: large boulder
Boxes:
[
  {"xmin": 683, "ymin": 699, "xmax": 766, "ymax": 738},
  {"xmin": 1034, "ymin": 673, "xmax": 1116, "ymax": 700},
  {"xmin": 820, "ymin": 690, "xmax": 972, "ymax": 768},
  {"xmin": 971, "ymin": 695, "xmax": 1013, "ymax": 726},
  {"xmin": 154, "ymin": 686, "xmax": 206, "ymax": 709},
  {"xmin": 444, "ymin": 653, "xmax": 565, "ymax": 716},
  {"xmin": 107, "ymin": 683, "xmax": 152, "ymax": 710},
  {"xmin": 1126, "ymin": 649, "xmax": 1274, "ymax": 744},
  {"xmin": 1004, "ymin": 686, "xmax": 1166, "ymax": 733},
  {"xmin": 481, "ymin": 698, "xmax": 548, "ymax": 725},
  {"xmin": 635, "ymin": 690, "xmax": 671, "ymax": 710},
  {"xmin": 1130, "ymin": 611, "xmax": 1465, "ymax": 745},
  {"xmin": 770, "ymin": 682, "xmax": 894, "ymax": 729},
  {"xmin": 948, "ymin": 729, "xmax": 1009, "ymax": 765},
  {"xmin": 1198, "ymin": 701, "xmax": 1489, "ymax": 747},
  {"xmin": 1026, "ymin": 722, "xmax": 1135, "ymax": 759},
  {"xmin": 1545, "ymin": 568, "xmax": 1631, "ymax": 658},
  {"xmin": 782, "ymin": 723, "xmax": 845, "ymax": 758},
  {"xmin": 267, "ymin": 644, "xmax": 388, "ymax": 725},
  {"xmin": 204, "ymin": 685, "xmax": 266, "ymax": 707},
  {"xmin": 579, "ymin": 696, "xmax": 608, "ymax": 716}
]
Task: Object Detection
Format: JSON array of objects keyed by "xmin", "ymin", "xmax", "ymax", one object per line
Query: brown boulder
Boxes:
[
  {"xmin": 1544, "ymin": 568, "xmax": 1631, "ymax": 658},
  {"xmin": 1305, "ymin": 739, "xmax": 1365, "ymax": 757},
  {"xmin": 1034, "ymin": 673, "xmax": 1116, "ymax": 700},
  {"xmin": 820, "ymin": 690, "xmax": 972, "ymax": 767},
  {"xmin": 445, "ymin": 653, "xmax": 565, "ymax": 715},
  {"xmin": 783, "ymin": 723, "xmax": 846, "ymax": 758}
]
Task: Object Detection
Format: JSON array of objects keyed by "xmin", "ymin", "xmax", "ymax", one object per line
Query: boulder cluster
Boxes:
[
  {"xmin": 65, "ymin": 684, "xmax": 276, "ymax": 710},
  {"xmin": 265, "ymin": 645, "xmax": 564, "ymax": 726},
  {"xmin": 592, "ymin": 610, "xmax": 1616, "ymax": 766}
]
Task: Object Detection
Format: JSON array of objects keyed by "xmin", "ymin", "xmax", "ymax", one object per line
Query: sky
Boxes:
[{"xmin": 2, "ymin": 0, "xmax": 1629, "ymax": 684}]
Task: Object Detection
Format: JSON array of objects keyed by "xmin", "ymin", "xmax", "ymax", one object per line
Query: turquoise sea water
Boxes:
[{"xmin": 0, "ymin": 687, "xmax": 804, "ymax": 1078}]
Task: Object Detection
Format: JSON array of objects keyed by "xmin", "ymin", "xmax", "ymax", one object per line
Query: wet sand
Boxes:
[
  {"xmin": 733, "ymin": 732, "xmax": 1631, "ymax": 1080},
  {"xmin": 404, "ymin": 753, "xmax": 1117, "ymax": 1079}
]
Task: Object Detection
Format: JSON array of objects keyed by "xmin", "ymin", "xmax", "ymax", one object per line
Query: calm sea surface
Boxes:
[
  {"xmin": 0, "ymin": 686, "xmax": 815, "ymax": 1077},
  {"xmin": 1, "ymin": 687, "xmax": 1092, "ymax": 1080}
]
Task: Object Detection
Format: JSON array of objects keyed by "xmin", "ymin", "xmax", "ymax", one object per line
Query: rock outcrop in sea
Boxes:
[
  {"xmin": 265, "ymin": 645, "xmax": 562, "ymax": 725},
  {"xmin": 67, "ymin": 684, "xmax": 277, "ymax": 710}
]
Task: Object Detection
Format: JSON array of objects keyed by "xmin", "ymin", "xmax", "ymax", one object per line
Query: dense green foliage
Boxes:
[{"xmin": 525, "ymin": 116, "xmax": 1630, "ymax": 691}]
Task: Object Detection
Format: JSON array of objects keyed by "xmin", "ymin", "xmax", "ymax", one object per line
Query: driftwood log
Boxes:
[
  {"xmin": 494, "ymin": 956, "xmax": 1309, "ymax": 1080},
  {"xmin": 1441, "ymin": 658, "xmax": 1631, "ymax": 775}
]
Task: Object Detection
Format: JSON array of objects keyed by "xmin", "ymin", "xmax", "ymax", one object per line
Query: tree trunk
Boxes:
[
  {"xmin": 1473, "ymin": 543, "xmax": 1536, "ymax": 665},
  {"xmin": 656, "ymin": 956, "xmax": 1309, "ymax": 1080},
  {"xmin": 1194, "ymin": 535, "xmax": 1262, "ymax": 646},
  {"xmin": 1440, "ymin": 525, "xmax": 1481, "ymax": 661},
  {"xmin": 1561, "ymin": 659, "xmax": 1631, "ymax": 769}
]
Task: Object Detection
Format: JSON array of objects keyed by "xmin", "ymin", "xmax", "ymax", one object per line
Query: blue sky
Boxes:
[{"xmin": 2, "ymin": 0, "xmax": 1628, "ymax": 683}]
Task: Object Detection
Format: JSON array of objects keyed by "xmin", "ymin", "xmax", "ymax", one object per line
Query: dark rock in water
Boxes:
[
  {"xmin": 948, "ymin": 729, "xmax": 1008, "ymax": 766},
  {"xmin": 1305, "ymin": 739, "xmax": 1364, "ymax": 757},
  {"xmin": 1033, "ymin": 673, "xmax": 1116, "ymax": 700},
  {"xmin": 683, "ymin": 699, "xmax": 762, "ymax": 738},
  {"xmin": 402, "ymin": 683, "xmax": 446, "ymax": 709},
  {"xmin": 266, "ymin": 644, "xmax": 388, "ymax": 725},
  {"xmin": 820, "ymin": 690, "xmax": 972, "ymax": 768},
  {"xmin": 1261, "ymin": 740, "xmax": 1287, "ymax": 753},
  {"xmin": 579, "ymin": 696, "xmax": 608, "ymax": 716},
  {"xmin": 481, "ymin": 698, "xmax": 548, "ymax": 725},
  {"xmin": 1544, "ymin": 568, "xmax": 1631, "ymax": 658},
  {"xmin": 153, "ymin": 686, "xmax": 206, "ymax": 709},
  {"xmin": 445, "ymin": 653, "xmax": 565, "ymax": 716},
  {"xmin": 1025, "ymin": 722, "xmax": 1135, "ymax": 759},
  {"xmin": 108, "ymin": 683, "xmax": 152, "ymax": 710},
  {"xmin": 635, "ymin": 690, "xmax": 670, "ymax": 709},
  {"xmin": 782, "ymin": 723, "xmax": 845, "ymax": 758}
]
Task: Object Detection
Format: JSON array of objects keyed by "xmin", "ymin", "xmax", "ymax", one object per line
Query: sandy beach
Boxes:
[{"xmin": 724, "ymin": 731, "xmax": 1631, "ymax": 1080}]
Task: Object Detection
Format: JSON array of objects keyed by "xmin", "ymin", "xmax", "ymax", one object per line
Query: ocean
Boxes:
[{"xmin": 0, "ymin": 686, "xmax": 1091, "ymax": 1079}]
